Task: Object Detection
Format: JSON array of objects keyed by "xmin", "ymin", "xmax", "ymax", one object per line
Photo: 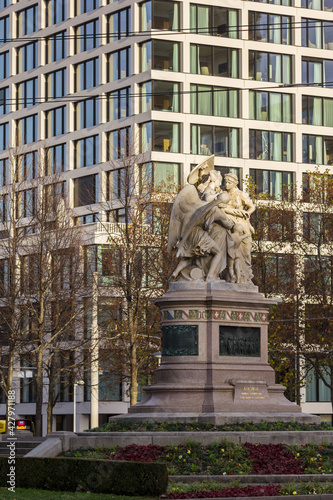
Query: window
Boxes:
[
  {"xmin": 45, "ymin": 31, "xmax": 66, "ymax": 63},
  {"xmin": 16, "ymin": 115, "xmax": 38, "ymax": 145},
  {"xmin": 107, "ymin": 48, "xmax": 130, "ymax": 81},
  {"xmin": 249, "ymin": 51, "xmax": 292, "ymax": 83},
  {"xmin": 140, "ymin": 0, "xmax": 179, "ymax": 31},
  {"xmin": 252, "ymin": 253, "xmax": 294, "ymax": 294},
  {"xmin": 16, "ymin": 151, "xmax": 38, "ymax": 181},
  {"xmin": 0, "ymin": 86, "xmax": 8, "ymax": 115},
  {"xmin": 74, "ymin": 58, "xmax": 99, "ymax": 91},
  {"xmin": 0, "ymin": 122, "xmax": 8, "ymax": 151},
  {"xmin": 75, "ymin": 0, "xmax": 98, "ymax": 15},
  {"xmin": 74, "ymin": 97, "xmax": 99, "ymax": 130},
  {"xmin": 141, "ymin": 162, "xmax": 180, "ymax": 191},
  {"xmin": 0, "ymin": 193, "xmax": 8, "ymax": 222},
  {"xmin": 45, "ymin": 106, "xmax": 66, "ymax": 137},
  {"xmin": 252, "ymin": 207, "xmax": 295, "ymax": 240},
  {"xmin": 303, "ymin": 134, "xmax": 333, "ymax": 164},
  {"xmin": 190, "ymin": 85, "xmax": 238, "ymax": 117},
  {"xmin": 74, "ymin": 135, "xmax": 99, "ymax": 168},
  {"xmin": 303, "ymin": 212, "xmax": 333, "ymax": 244},
  {"xmin": 0, "ymin": 51, "xmax": 9, "ymax": 80},
  {"xmin": 249, "ymin": 169, "xmax": 294, "ymax": 200},
  {"xmin": 140, "ymin": 40, "xmax": 180, "ymax": 72},
  {"xmin": 45, "ymin": 0, "xmax": 67, "ymax": 26},
  {"xmin": 306, "ymin": 367, "xmax": 331, "ymax": 403},
  {"xmin": 16, "ymin": 188, "xmax": 37, "ymax": 218},
  {"xmin": 45, "ymin": 68, "xmax": 67, "ymax": 99},
  {"xmin": 17, "ymin": 42, "xmax": 38, "ymax": 73},
  {"xmin": 84, "ymin": 349, "xmax": 122, "ymax": 401},
  {"xmin": 302, "ymin": 95, "xmax": 333, "ymax": 126},
  {"xmin": 17, "ymin": 5, "xmax": 38, "ymax": 36},
  {"xmin": 301, "ymin": 19, "xmax": 333, "ymax": 49},
  {"xmin": 140, "ymin": 81, "xmax": 180, "ymax": 113},
  {"xmin": 0, "ymin": 16, "xmax": 9, "ymax": 46},
  {"xmin": 74, "ymin": 19, "xmax": 99, "ymax": 53},
  {"xmin": 107, "ymin": 88, "xmax": 130, "ymax": 120},
  {"xmin": 250, "ymin": 130, "xmax": 293, "ymax": 162},
  {"xmin": 107, "ymin": 8, "xmax": 130, "ymax": 41},
  {"xmin": 20, "ymin": 356, "xmax": 37, "ymax": 403},
  {"xmin": 250, "ymin": 0, "xmax": 291, "ymax": 4},
  {"xmin": 107, "ymin": 127, "xmax": 130, "ymax": 160},
  {"xmin": 45, "ymin": 143, "xmax": 67, "ymax": 174},
  {"xmin": 44, "ymin": 181, "xmax": 65, "ymax": 212},
  {"xmin": 302, "ymin": 57, "xmax": 333, "ymax": 87},
  {"xmin": 302, "ymin": 172, "xmax": 333, "ymax": 203},
  {"xmin": 249, "ymin": 91, "xmax": 292, "ymax": 122},
  {"xmin": 140, "ymin": 121, "xmax": 180, "ymax": 153},
  {"xmin": 304, "ymin": 257, "xmax": 333, "ymax": 295},
  {"xmin": 74, "ymin": 175, "xmax": 98, "ymax": 207},
  {"xmin": 0, "ymin": 1, "xmax": 9, "ymax": 9},
  {"xmin": 191, "ymin": 125, "xmax": 239, "ymax": 157},
  {"xmin": 0, "ymin": 158, "xmax": 8, "ymax": 187},
  {"xmin": 190, "ymin": 4, "xmax": 238, "ymax": 37},
  {"xmin": 249, "ymin": 12, "xmax": 291, "ymax": 44},
  {"xmin": 302, "ymin": 0, "xmax": 333, "ymax": 11},
  {"xmin": 107, "ymin": 168, "xmax": 134, "ymax": 200},
  {"xmin": 190, "ymin": 44, "xmax": 239, "ymax": 78},
  {"xmin": 16, "ymin": 78, "xmax": 38, "ymax": 109},
  {"xmin": 53, "ymin": 351, "xmax": 75, "ymax": 401}
]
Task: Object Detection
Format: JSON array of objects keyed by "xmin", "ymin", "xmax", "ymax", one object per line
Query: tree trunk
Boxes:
[
  {"xmin": 46, "ymin": 359, "xmax": 56, "ymax": 434},
  {"xmin": 35, "ymin": 346, "xmax": 44, "ymax": 437},
  {"xmin": 130, "ymin": 343, "xmax": 138, "ymax": 406}
]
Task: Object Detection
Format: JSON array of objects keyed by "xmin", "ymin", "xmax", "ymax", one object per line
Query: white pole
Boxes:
[
  {"xmin": 90, "ymin": 272, "xmax": 99, "ymax": 429},
  {"xmin": 73, "ymin": 383, "xmax": 77, "ymax": 433}
]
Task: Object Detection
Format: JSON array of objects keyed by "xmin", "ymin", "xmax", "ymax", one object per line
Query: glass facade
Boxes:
[
  {"xmin": 249, "ymin": 130, "xmax": 293, "ymax": 161},
  {"xmin": 140, "ymin": 0, "xmax": 179, "ymax": 31},
  {"xmin": 303, "ymin": 134, "xmax": 333, "ymax": 164},
  {"xmin": 190, "ymin": 44, "xmax": 239, "ymax": 78},
  {"xmin": 249, "ymin": 91, "xmax": 292, "ymax": 122},
  {"xmin": 190, "ymin": 4, "xmax": 238, "ymax": 37},
  {"xmin": 249, "ymin": 12, "xmax": 291, "ymax": 44},
  {"xmin": 141, "ymin": 40, "xmax": 180, "ymax": 72},
  {"xmin": 140, "ymin": 81, "xmax": 180, "ymax": 113},
  {"xmin": 191, "ymin": 125, "xmax": 239, "ymax": 157},
  {"xmin": 249, "ymin": 51, "xmax": 292, "ymax": 83}
]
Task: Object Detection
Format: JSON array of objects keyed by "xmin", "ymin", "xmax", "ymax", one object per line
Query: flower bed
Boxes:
[
  {"xmin": 163, "ymin": 484, "xmax": 281, "ymax": 498},
  {"xmin": 64, "ymin": 441, "xmax": 333, "ymax": 476}
]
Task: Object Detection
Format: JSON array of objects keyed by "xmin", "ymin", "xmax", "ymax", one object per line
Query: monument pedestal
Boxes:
[{"xmin": 126, "ymin": 282, "xmax": 319, "ymax": 424}]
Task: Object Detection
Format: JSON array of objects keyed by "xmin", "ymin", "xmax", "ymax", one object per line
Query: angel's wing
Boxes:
[{"xmin": 167, "ymin": 185, "xmax": 200, "ymax": 253}]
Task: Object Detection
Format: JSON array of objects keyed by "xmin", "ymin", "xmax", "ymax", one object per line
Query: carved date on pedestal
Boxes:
[
  {"xmin": 219, "ymin": 326, "xmax": 260, "ymax": 357},
  {"xmin": 162, "ymin": 325, "xmax": 199, "ymax": 356}
]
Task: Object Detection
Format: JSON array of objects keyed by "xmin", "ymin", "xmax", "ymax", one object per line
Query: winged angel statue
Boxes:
[{"xmin": 167, "ymin": 156, "xmax": 255, "ymax": 284}]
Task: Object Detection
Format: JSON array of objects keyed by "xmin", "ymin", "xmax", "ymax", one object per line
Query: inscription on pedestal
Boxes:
[
  {"xmin": 219, "ymin": 326, "xmax": 260, "ymax": 357},
  {"xmin": 162, "ymin": 325, "xmax": 198, "ymax": 356},
  {"xmin": 233, "ymin": 381, "xmax": 269, "ymax": 403}
]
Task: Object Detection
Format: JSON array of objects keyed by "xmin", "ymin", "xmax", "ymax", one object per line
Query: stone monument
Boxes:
[{"xmin": 127, "ymin": 157, "xmax": 318, "ymax": 423}]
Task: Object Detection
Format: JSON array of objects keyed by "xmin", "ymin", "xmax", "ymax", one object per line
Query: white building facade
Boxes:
[{"xmin": 0, "ymin": 0, "xmax": 332, "ymax": 433}]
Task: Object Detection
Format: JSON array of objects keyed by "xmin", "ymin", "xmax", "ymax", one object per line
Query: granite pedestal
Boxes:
[{"xmin": 125, "ymin": 282, "xmax": 319, "ymax": 424}]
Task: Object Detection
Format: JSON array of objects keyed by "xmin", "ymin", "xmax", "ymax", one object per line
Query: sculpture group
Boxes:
[{"xmin": 167, "ymin": 156, "xmax": 255, "ymax": 284}]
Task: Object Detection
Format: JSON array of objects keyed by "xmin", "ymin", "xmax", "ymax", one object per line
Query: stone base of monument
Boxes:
[{"xmin": 124, "ymin": 283, "xmax": 319, "ymax": 424}]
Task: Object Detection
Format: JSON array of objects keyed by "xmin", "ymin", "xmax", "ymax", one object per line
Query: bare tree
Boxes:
[
  {"xmin": 85, "ymin": 132, "xmax": 178, "ymax": 405},
  {"xmin": 250, "ymin": 169, "xmax": 333, "ymax": 403}
]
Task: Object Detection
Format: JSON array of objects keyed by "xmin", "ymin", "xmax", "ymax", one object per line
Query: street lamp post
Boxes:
[{"xmin": 73, "ymin": 380, "xmax": 84, "ymax": 433}]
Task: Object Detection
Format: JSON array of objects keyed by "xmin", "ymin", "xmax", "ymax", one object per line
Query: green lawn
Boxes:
[{"xmin": 0, "ymin": 489, "xmax": 156, "ymax": 500}]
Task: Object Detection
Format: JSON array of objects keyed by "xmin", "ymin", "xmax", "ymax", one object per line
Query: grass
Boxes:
[
  {"xmin": 2, "ymin": 481, "xmax": 333, "ymax": 499},
  {"xmin": 0, "ymin": 490, "xmax": 156, "ymax": 500},
  {"xmin": 90, "ymin": 420, "xmax": 333, "ymax": 433}
]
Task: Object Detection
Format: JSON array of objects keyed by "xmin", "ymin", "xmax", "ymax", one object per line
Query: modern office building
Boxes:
[{"xmin": 0, "ymin": 0, "xmax": 332, "ymax": 433}]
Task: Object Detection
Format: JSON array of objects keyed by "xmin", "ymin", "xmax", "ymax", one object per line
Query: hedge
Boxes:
[{"xmin": 0, "ymin": 457, "xmax": 168, "ymax": 495}]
